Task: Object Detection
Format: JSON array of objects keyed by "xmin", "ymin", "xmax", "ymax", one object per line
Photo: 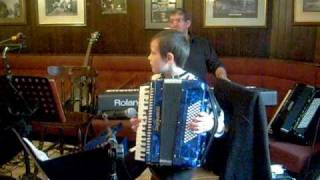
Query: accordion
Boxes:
[{"xmin": 135, "ymin": 79, "xmax": 221, "ymax": 168}]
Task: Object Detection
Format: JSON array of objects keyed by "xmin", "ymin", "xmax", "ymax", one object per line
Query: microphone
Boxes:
[
  {"xmin": 1, "ymin": 33, "xmax": 26, "ymax": 53},
  {"xmin": 83, "ymin": 123, "xmax": 123, "ymax": 151},
  {"xmin": 0, "ymin": 32, "xmax": 25, "ymax": 45},
  {"xmin": 11, "ymin": 32, "xmax": 25, "ymax": 42},
  {"xmin": 99, "ymin": 107, "xmax": 137, "ymax": 120}
]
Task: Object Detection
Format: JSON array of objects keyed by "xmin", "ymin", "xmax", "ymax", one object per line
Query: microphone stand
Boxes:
[
  {"xmin": 2, "ymin": 46, "xmax": 40, "ymax": 180},
  {"xmin": 2, "ymin": 45, "xmax": 35, "ymax": 117},
  {"xmin": 83, "ymin": 123, "xmax": 124, "ymax": 180},
  {"xmin": 1, "ymin": 43, "xmax": 25, "ymax": 53},
  {"xmin": 0, "ymin": 38, "xmax": 13, "ymax": 45},
  {"xmin": 105, "ymin": 126, "xmax": 124, "ymax": 180},
  {"xmin": 0, "ymin": 33, "xmax": 24, "ymax": 45}
]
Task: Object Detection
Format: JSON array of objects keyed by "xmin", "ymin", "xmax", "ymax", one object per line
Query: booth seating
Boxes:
[{"xmin": 0, "ymin": 54, "xmax": 319, "ymax": 175}]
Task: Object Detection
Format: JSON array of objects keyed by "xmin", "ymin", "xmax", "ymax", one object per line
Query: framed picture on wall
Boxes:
[
  {"xmin": 101, "ymin": 0, "xmax": 127, "ymax": 14},
  {"xmin": 37, "ymin": 0, "xmax": 86, "ymax": 26},
  {"xmin": 145, "ymin": 0, "xmax": 183, "ymax": 29},
  {"xmin": 294, "ymin": 0, "xmax": 320, "ymax": 25},
  {"xmin": 204, "ymin": 0, "xmax": 267, "ymax": 27},
  {"xmin": 0, "ymin": 0, "xmax": 26, "ymax": 25}
]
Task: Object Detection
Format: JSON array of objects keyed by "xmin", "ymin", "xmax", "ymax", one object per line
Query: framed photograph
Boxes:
[
  {"xmin": 0, "ymin": 0, "xmax": 26, "ymax": 25},
  {"xmin": 101, "ymin": 0, "xmax": 127, "ymax": 14},
  {"xmin": 145, "ymin": 0, "xmax": 183, "ymax": 29},
  {"xmin": 294, "ymin": 0, "xmax": 320, "ymax": 25},
  {"xmin": 37, "ymin": 0, "xmax": 86, "ymax": 26},
  {"xmin": 204, "ymin": 0, "xmax": 267, "ymax": 27}
]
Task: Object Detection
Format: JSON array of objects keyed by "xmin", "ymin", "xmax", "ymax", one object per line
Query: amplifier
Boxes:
[
  {"xmin": 96, "ymin": 87, "xmax": 277, "ymax": 115},
  {"xmin": 97, "ymin": 89, "xmax": 139, "ymax": 113},
  {"xmin": 246, "ymin": 86, "xmax": 278, "ymax": 106}
]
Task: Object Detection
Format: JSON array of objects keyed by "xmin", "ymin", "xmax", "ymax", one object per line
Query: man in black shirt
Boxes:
[{"xmin": 168, "ymin": 8, "xmax": 228, "ymax": 81}]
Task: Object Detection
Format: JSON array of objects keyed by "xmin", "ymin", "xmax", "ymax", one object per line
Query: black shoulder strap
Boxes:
[{"xmin": 201, "ymin": 86, "xmax": 222, "ymax": 164}]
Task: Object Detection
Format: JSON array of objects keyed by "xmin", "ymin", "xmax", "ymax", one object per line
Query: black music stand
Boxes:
[
  {"xmin": 0, "ymin": 75, "xmax": 120, "ymax": 179},
  {"xmin": 1, "ymin": 76, "xmax": 66, "ymax": 122},
  {"xmin": 0, "ymin": 75, "xmax": 45, "ymax": 179},
  {"xmin": 2, "ymin": 75, "xmax": 92, "ymax": 154}
]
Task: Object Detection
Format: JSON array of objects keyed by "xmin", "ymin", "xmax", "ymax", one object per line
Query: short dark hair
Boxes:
[
  {"xmin": 152, "ymin": 30, "xmax": 190, "ymax": 68},
  {"xmin": 169, "ymin": 8, "xmax": 191, "ymax": 22}
]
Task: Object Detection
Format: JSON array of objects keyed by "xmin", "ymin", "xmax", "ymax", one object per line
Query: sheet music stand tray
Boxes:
[{"xmin": 0, "ymin": 75, "xmax": 65, "ymax": 123}]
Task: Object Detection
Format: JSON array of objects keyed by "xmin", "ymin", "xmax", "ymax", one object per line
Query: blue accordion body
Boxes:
[{"xmin": 135, "ymin": 79, "xmax": 213, "ymax": 168}]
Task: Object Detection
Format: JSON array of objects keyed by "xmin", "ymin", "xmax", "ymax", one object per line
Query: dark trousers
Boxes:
[{"xmin": 117, "ymin": 152, "xmax": 193, "ymax": 180}]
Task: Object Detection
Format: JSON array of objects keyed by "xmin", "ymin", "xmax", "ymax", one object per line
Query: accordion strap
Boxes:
[{"xmin": 201, "ymin": 86, "xmax": 220, "ymax": 164}]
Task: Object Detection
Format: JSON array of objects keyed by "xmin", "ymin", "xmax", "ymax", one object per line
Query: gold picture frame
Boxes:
[
  {"xmin": 101, "ymin": 0, "xmax": 127, "ymax": 14},
  {"xmin": 294, "ymin": 0, "xmax": 320, "ymax": 25},
  {"xmin": 0, "ymin": 0, "xmax": 26, "ymax": 25},
  {"xmin": 145, "ymin": 0, "xmax": 183, "ymax": 29},
  {"xmin": 204, "ymin": 0, "xmax": 267, "ymax": 27},
  {"xmin": 37, "ymin": 0, "xmax": 86, "ymax": 26}
]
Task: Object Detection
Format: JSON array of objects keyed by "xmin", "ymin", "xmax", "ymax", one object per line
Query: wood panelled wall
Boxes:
[
  {"xmin": 316, "ymin": 27, "xmax": 320, "ymax": 63},
  {"xmin": 0, "ymin": 0, "xmax": 319, "ymax": 62},
  {"xmin": 271, "ymin": 0, "xmax": 318, "ymax": 62}
]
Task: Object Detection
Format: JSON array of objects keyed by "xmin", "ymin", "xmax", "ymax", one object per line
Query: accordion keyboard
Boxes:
[{"xmin": 135, "ymin": 84, "xmax": 152, "ymax": 161}]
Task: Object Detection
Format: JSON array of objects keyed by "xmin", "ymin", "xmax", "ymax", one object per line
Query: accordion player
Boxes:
[{"xmin": 134, "ymin": 79, "xmax": 223, "ymax": 168}]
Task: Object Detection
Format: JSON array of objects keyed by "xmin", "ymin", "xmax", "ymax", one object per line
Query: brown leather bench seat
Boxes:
[{"xmin": 1, "ymin": 54, "xmax": 319, "ymax": 174}]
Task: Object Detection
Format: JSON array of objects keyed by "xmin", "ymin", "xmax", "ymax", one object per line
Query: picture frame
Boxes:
[
  {"xmin": 145, "ymin": 0, "xmax": 183, "ymax": 29},
  {"xmin": 101, "ymin": 0, "xmax": 127, "ymax": 14},
  {"xmin": 204, "ymin": 0, "xmax": 267, "ymax": 27},
  {"xmin": 37, "ymin": 0, "xmax": 86, "ymax": 26},
  {"xmin": 0, "ymin": 0, "xmax": 26, "ymax": 25},
  {"xmin": 294, "ymin": 0, "xmax": 320, "ymax": 25}
]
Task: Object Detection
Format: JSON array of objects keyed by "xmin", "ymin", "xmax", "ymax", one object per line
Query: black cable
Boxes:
[{"xmin": 83, "ymin": 114, "xmax": 95, "ymax": 146}]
